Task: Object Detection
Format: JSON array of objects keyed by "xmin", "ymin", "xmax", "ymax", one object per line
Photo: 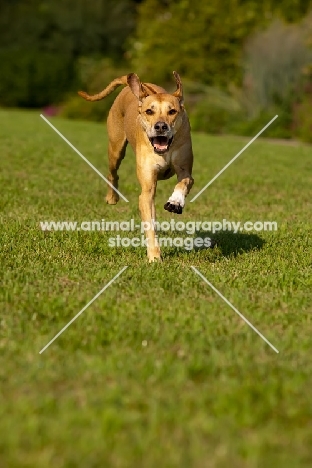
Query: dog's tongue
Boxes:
[{"xmin": 153, "ymin": 136, "xmax": 168, "ymax": 151}]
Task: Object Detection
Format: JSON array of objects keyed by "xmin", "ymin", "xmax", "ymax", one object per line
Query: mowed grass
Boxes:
[{"xmin": 0, "ymin": 108, "xmax": 312, "ymax": 468}]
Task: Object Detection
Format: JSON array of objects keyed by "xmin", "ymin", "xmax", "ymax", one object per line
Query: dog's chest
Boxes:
[
  {"xmin": 154, "ymin": 150, "xmax": 177, "ymax": 179},
  {"xmin": 154, "ymin": 148, "xmax": 176, "ymax": 172}
]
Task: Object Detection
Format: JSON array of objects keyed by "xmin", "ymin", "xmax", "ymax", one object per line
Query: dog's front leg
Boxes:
[
  {"xmin": 164, "ymin": 165, "xmax": 194, "ymax": 214},
  {"xmin": 137, "ymin": 167, "xmax": 161, "ymax": 262}
]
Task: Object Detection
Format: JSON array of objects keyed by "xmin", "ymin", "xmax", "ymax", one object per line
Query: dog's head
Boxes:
[{"xmin": 127, "ymin": 71, "xmax": 185, "ymax": 154}]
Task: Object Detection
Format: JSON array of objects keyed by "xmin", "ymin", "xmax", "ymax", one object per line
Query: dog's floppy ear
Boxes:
[
  {"xmin": 127, "ymin": 73, "xmax": 148, "ymax": 103},
  {"xmin": 172, "ymin": 71, "xmax": 184, "ymax": 105}
]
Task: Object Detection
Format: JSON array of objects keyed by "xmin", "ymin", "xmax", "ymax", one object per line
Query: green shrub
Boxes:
[
  {"xmin": 130, "ymin": 0, "xmax": 311, "ymax": 90},
  {"xmin": 229, "ymin": 16, "xmax": 312, "ymax": 140},
  {"xmin": 0, "ymin": 49, "xmax": 75, "ymax": 107},
  {"xmin": 130, "ymin": 0, "xmax": 266, "ymax": 88},
  {"xmin": 189, "ymin": 99, "xmax": 292, "ymax": 139},
  {"xmin": 60, "ymin": 57, "xmax": 129, "ymax": 121},
  {"xmin": 242, "ymin": 18, "xmax": 312, "ymax": 116},
  {"xmin": 228, "ymin": 109, "xmax": 293, "ymax": 139},
  {"xmin": 293, "ymin": 98, "xmax": 312, "ymax": 143},
  {"xmin": 60, "ymin": 94, "xmax": 118, "ymax": 122},
  {"xmin": 0, "ymin": 0, "xmax": 136, "ymax": 108},
  {"xmin": 188, "ymin": 85, "xmax": 244, "ymax": 134}
]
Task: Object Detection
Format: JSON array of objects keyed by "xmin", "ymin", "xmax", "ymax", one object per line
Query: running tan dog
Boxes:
[{"xmin": 78, "ymin": 72, "xmax": 194, "ymax": 261}]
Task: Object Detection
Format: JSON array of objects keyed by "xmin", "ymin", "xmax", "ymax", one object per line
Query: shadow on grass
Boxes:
[
  {"xmin": 163, "ymin": 231, "xmax": 265, "ymax": 259},
  {"xmin": 211, "ymin": 231, "xmax": 265, "ymax": 258}
]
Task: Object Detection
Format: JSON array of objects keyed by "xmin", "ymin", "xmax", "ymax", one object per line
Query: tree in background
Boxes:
[
  {"xmin": 130, "ymin": 0, "xmax": 311, "ymax": 88},
  {"xmin": 0, "ymin": 0, "xmax": 138, "ymax": 107},
  {"xmin": 1, "ymin": 0, "xmax": 310, "ymax": 109}
]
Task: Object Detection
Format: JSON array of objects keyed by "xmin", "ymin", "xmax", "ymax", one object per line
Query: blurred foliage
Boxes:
[
  {"xmin": 0, "ymin": 0, "xmax": 137, "ymax": 57},
  {"xmin": 1, "ymin": 0, "xmax": 312, "ymax": 144},
  {"xmin": 0, "ymin": 0, "xmax": 137, "ymax": 107},
  {"xmin": 60, "ymin": 58, "xmax": 129, "ymax": 121},
  {"xmin": 292, "ymin": 65, "xmax": 312, "ymax": 143},
  {"xmin": 233, "ymin": 15, "xmax": 312, "ymax": 139},
  {"xmin": 186, "ymin": 13, "xmax": 312, "ymax": 140},
  {"xmin": 129, "ymin": 0, "xmax": 311, "ymax": 88},
  {"xmin": 185, "ymin": 83, "xmax": 244, "ymax": 134},
  {"xmin": 241, "ymin": 18, "xmax": 312, "ymax": 115},
  {"xmin": 228, "ymin": 109, "xmax": 294, "ymax": 139},
  {"xmin": 0, "ymin": 50, "xmax": 75, "ymax": 107},
  {"xmin": 293, "ymin": 99, "xmax": 312, "ymax": 143}
]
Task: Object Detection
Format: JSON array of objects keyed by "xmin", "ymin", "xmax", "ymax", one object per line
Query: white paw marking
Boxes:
[{"xmin": 167, "ymin": 189, "xmax": 185, "ymax": 207}]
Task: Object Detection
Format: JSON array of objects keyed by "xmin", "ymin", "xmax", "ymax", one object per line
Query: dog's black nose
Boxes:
[{"xmin": 154, "ymin": 121, "xmax": 169, "ymax": 133}]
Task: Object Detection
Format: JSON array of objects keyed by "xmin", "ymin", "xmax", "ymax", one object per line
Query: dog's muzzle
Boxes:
[{"xmin": 149, "ymin": 136, "xmax": 173, "ymax": 154}]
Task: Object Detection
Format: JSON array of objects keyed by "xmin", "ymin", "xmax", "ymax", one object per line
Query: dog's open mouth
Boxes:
[{"xmin": 149, "ymin": 136, "xmax": 173, "ymax": 154}]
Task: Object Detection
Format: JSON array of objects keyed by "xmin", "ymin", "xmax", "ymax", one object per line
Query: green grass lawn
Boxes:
[{"xmin": 0, "ymin": 108, "xmax": 312, "ymax": 467}]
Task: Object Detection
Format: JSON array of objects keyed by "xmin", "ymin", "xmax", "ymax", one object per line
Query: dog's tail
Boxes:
[{"xmin": 78, "ymin": 75, "xmax": 129, "ymax": 101}]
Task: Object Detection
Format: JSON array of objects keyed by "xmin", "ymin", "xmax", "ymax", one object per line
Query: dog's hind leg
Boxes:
[
  {"xmin": 106, "ymin": 138, "xmax": 127, "ymax": 204},
  {"xmin": 105, "ymin": 113, "xmax": 128, "ymax": 205}
]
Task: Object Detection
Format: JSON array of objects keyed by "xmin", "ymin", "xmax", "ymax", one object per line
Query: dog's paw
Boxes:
[
  {"xmin": 147, "ymin": 247, "xmax": 162, "ymax": 262},
  {"xmin": 106, "ymin": 193, "xmax": 119, "ymax": 205},
  {"xmin": 164, "ymin": 190, "xmax": 185, "ymax": 214},
  {"xmin": 164, "ymin": 202, "xmax": 183, "ymax": 214},
  {"xmin": 149, "ymin": 255, "xmax": 162, "ymax": 263}
]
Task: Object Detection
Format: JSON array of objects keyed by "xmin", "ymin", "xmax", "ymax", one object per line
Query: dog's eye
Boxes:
[
  {"xmin": 145, "ymin": 109, "xmax": 154, "ymax": 115},
  {"xmin": 168, "ymin": 109, "xmax": 177, "ymax": 115}
]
